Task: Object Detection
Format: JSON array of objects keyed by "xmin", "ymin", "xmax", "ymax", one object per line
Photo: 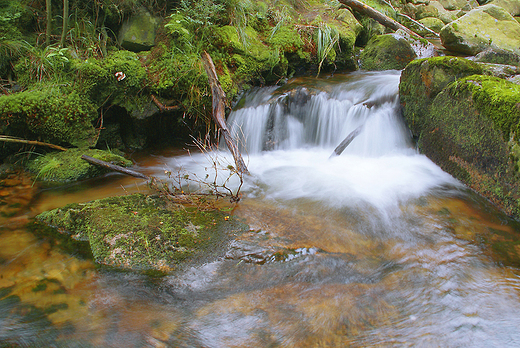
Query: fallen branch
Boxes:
[
  {"xmin": 330, "ymin": 124, "xmax": 364, "ymax": 158},
  {"xmin": 338, "ymin": 0, "xmax": 423, "ymax": 39},
  {"xmin": 81, "ymin": 155, "xmax": 149, "ymax": 180},
  {"xmin": 379, "ymin": 0, "xmax": 439, "ymax": 38},
  {"xmin": 201, "ymin": 51, "xmax": 250, "ymax": 176},
  {"xmin": 151, "ymin": 94, "xmax": 180, "ymax": 112},
  {"xmin": 0, "ymin": 135, "xmax": 68, "ymax": 151}
]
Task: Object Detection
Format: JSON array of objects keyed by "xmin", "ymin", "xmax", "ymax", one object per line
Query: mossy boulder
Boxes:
[
  {"xmin": 440, "ymin": 4, "xmax": 520, "ymax": 55},
  {"xmin": 118, "ymin": 8, "xmax": 159, "ymax": 52},
  {"xmin": 474, "ymin": 47, "xmax": 520, "ymax": 66},
  {"xmin": 418, "ymin": 17, "xmax": 446, "ymax": 35},
  {"xmin": 399, "ymin": 56, "xmax": 484, "ymax": 136},
  {"xmin": 415, "ymin": 75, "xmax": 520, "ymax": 218},
  {"xmin": 26, "ymin": 148, "xmax": 132, "ymax": 185},
  {"xmin": 438, "ymin": 0, "xmax": 475, "ymax": 11},
  {"xmin": 415, "ymin": 1, "xmax": 459, "ymax": 23},
  {"xmin": 360, "ymin": 34, "xmax": 417, "ymax": 71},
  {"xmin": 489, "ymin": 0, "xmax": 520, "ymax": 16},
  {"xmin": 0, "ymin": 86, "xmax": 97, "ymax": 148},
  {"xmin": 36, "ymin": 193, "xmax": 248, "ymax": 272}
]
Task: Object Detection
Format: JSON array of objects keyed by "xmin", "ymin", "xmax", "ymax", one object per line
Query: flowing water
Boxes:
[{"xmin": 2, "ymin": 71, "xmax": 520, "ymax": 347}]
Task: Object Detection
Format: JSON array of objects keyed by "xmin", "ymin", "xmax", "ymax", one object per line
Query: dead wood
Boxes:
[
  {"xmin": 330, "ymin": 125, "xmax": 364, "ymax": 158},
  {"xmin": 338, "ymin": 0, "xmax": 423, "ymax": 39},
  {"xmin": 0, "ymin": 135, "xmax": 68, "ymax": 151},
  {"xmin": 81, "ymin": 155, "xmax": 149, "ymax": 180},
  {"xmin": 151, "ymin": 94, "xmax": 180, "ymax": 112},
  {"xmin": 201, "ymin": 51, "xmax": 250, "ymax": 176}
]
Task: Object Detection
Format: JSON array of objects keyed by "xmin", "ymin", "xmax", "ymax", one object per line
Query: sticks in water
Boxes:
[
  {"xmin": 201, "ymin": 51, "xmax": 250, "ymax": 176},
  {"xmin": 329, "ymin": 124, "xmax": 364, "ymax": 158},
  {"xmin": 81, "ymin": 155, "xmax": 149, "ymax": 180}
]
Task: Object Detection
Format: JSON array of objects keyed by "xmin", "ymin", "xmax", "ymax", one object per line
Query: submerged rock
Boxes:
[
  {"xmin": 37, "ymin": 193, "xmax": 249, "ymax": 272},
  {"xmin": 440, "ymin": 4, "xmax": 520, "ymax": 55}
]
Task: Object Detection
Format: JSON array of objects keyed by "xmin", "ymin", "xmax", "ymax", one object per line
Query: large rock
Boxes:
[
  {"xmin": 359, "ymin": 34, "xmax": 417, "ymax": 70},
  {"xmin": 119, "ymin": 8, "xmax": 159, "ymax": 52},
  {"xmin": 37, "ymin": 193, "xmax": 248, "ymax": 272},
  {"xmin": 418, "ymin": 75, "xmax": 520, "ymax": 218},
  {"xmin": 474, "ymin": 47, "xmax": 520, "ymax": 66},
  {"xmin": 399, "ymin": 56, "xmax": 484, "ymax": 136},
  {"xmin": 440, "ymin": 4, "xmax": 520, "ymax": 55},
  {"xmin": 400, "ymin": 59, "xmax": 520, "ymax": 219},
  {"xmin": 490, "ymin": 0, "xmax": 520, "ymax": 16}
]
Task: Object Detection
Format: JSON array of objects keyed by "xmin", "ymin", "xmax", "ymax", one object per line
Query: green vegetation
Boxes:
[
  {"xmin": 359, "ymin": 34, "xmax": 416, "ymax": 71},
  {"xmin": 399, "ymin": 56, "xmax": 484, "ymax": 136},
  {"xmin": 26, "ymin": 148, "xmax": 132, "ymax": 185},
  {"xmin": 36, "ymin": 193, "xmax": 249, "ymax": 271},
  {"xmin": 401, "ymin": 59, "xmax": 520, "ymax": 219}
]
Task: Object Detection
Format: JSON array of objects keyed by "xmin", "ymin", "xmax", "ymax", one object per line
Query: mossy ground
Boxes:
[
  {"xmin": 26, "ymin": 148, "xmax": 132, "ymax": 185},
  {"xmin": 37, "ymin": 193, "xmax": 249, "ymax": 272}
]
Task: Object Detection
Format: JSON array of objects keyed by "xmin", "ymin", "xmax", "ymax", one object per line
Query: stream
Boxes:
[{"xmin": 2, "ymin": 71, "xmax": 520, "ymax": 347}]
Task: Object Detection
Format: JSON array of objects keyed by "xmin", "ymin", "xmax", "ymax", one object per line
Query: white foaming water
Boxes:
[{"xmin": 156, "ymin": 71, "xmax": 460, "ymax": 209}]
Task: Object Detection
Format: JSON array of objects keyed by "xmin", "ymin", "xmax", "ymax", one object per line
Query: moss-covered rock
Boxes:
[
  {"xmin": 489, "ymin": 0, "xmax": 520, "ymax": 16},
  {"xmin": 118, "ymin": 7, "xmax": 159, "ymax": 52},
  {"xmin": 36, "ymin": 193, "xmax": 248, "ymax": 272},
  {"xmin": 417, "ymin": 75, "xmax": 520, "ymax": 218},
  {"xmin": 440, "ymin": 4, "xmax": 520, "ymax": 55},
  {"xmin": 418, "ymin": 17, "xmax": 446, "ymax": 35},
  {"xmin": 26, "ymin": 148, "xmax": 132, "ymax": 185},
  {"xmin": 415, "ymin": 1, "xmax": 459, "ymax": 23},
  {"xmin": 474, "ymin": 47, "xmax": 520, "ymax": 66},
  {"xmin": 359, "ymin": 34, "xmax": 417, "ymax": 71},
  {"xmin": 399, "ymin": 56, "xmax": 484, "ymax": 136},
  {"xmin": 0, "ymin": 85, "xmax": 98, "ymax": 148}
]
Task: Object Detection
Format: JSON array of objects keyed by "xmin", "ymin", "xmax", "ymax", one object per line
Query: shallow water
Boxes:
[{"xmin": 2, "ymin": 72, "xmax": 520, "ymax": 347}]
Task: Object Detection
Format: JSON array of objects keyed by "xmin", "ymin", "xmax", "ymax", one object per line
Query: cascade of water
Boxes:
[{"xmin": 227, "ymin": 71, "xmax": 414, "ymax": 157}]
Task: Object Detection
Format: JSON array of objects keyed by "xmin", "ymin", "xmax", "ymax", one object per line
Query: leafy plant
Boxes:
[
  {"xmin": 314, "ymin": 23, "xmax": 339, "ymax": 77},
  {"xmin": 15, "ymin": 44, "xmax": 71, "ymax": 84}
]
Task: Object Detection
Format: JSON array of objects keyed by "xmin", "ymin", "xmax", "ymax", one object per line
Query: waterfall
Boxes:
[
  {"xmin": 227, "ymin": 71, "xmax": 414, "ymax": 157},
  {"xmin": 158, "ymin": 71, "xmax": 460, "ymax": 211}
]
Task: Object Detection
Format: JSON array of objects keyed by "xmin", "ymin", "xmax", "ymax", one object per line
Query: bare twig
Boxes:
[
  {"xmin": 151, "ymin": 94, "xmax": 180, "ymax": 112},
  {"xmin": 81, "ymin": 155, "xmax": 149, "ymax": 179},
  {"xmin": 0, "ymin": 135, "xmax": 68, "ymax": 151},
  {"xmin": 338, "ymin": 0, "xmax": 424, "ymax": 39}
]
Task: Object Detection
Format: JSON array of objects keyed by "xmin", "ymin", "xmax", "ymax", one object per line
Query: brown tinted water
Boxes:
[
  {"xmin": 2, "ymin": 153, "xmax": 520, "ymax": 347},
  {"xmin": 2, "ymin": 72, "xmax": 520, "ymax": 347}
]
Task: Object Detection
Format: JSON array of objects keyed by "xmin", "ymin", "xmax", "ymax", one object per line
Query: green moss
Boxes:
[
  {"xmin": 0, "ymin": 85, "xmax": 97, "ymax": 148},
  {"xmin": 37, "ymin": 193, "xmax": 248, "ymax": 272},
  {"xmin": 447, "ymin": 75, "xmax": 520, "ymax": 139},
  {"xmin": 399, "ymin": 56, "xmax": 484, "ymax": 137},
  {"xmin": 26, "ymin": 148, "xmax": 132, "ymax": 185},
  {"xmin": 267, "ymin": 25, "xmax": 304, "ymax": 52},
  {"xmin": 417, "ymin": 75, "xmax": 520, "ymax": 219},
  {"xmin": 360, "ymin": 34, "xmax": 416, "ymax": 71}
]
